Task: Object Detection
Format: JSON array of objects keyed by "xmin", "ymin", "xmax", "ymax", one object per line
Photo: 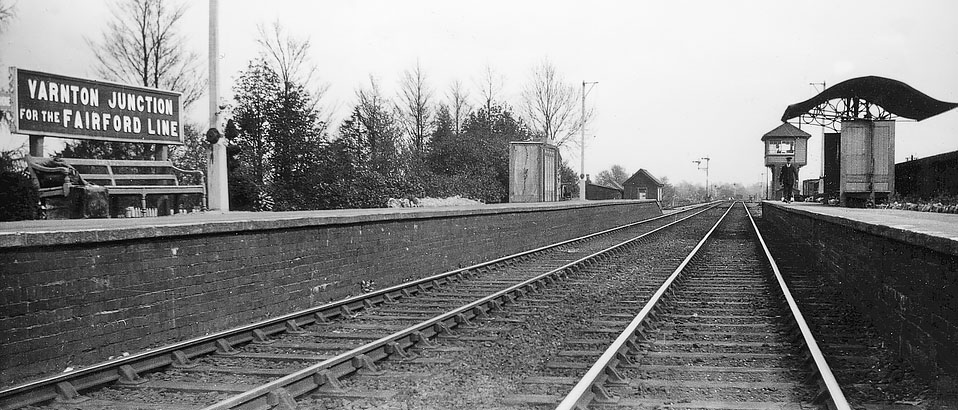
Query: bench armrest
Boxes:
[
  {"xmin": 26, "ymin": 156, "xmax": 80, "ymax": 192},
  {"xmin": 169, "ymin": 164, "xmax": 206, "ymax": 186},
  {"xmin": 170, "ymin": 165, "xmax": 204, "ymax": 176}
]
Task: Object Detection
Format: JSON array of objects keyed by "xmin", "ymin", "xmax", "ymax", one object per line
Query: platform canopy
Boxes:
[{"xmin": 781, "ymin": 76, "xmax": 958, "ymax": 130}]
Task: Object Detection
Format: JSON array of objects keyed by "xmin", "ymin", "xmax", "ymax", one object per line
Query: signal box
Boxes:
[{"xmin": 762, "ymin": 122, "xmax": 811, "ymax": 200}]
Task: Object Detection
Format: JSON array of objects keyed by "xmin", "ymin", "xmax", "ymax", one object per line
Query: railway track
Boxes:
[
  {"xmin": 7, "ymin": 201, "xmax": 927, "ymax": 409},
  {"xmin": 557, "ymin": 202, "xmax": 849, "ymax": 409},
  {"xmin": 1, "ymin": 202, "xmax": 722, "ymax": 410}
]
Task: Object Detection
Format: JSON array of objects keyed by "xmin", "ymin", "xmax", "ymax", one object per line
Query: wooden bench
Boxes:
[{"xmin": 27, "ymin": 156, "xmax": 206, "ymax": 216}]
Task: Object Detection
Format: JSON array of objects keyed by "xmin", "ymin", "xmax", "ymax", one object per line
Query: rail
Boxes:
[
  {"xmin": 555, "ymin": 202, "xmax": 851, "ymax": 410},
  {"xmin": 745, "ymin": 204, "xmax": 851, "ymax": 410}
]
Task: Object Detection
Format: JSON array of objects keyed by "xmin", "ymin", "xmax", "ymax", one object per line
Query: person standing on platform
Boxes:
[{"xmin": 780, "ymin": 156, "xmax": 798, "ymax": 203}]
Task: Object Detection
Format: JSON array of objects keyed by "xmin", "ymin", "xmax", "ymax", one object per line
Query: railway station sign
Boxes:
[{"xmin": 9, "ymin": 67, "xmax": 184, "ymax": 144}]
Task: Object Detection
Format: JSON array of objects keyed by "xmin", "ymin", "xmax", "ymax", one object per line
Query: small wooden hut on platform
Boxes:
[{"xmin": 623, "ymin": 169, "xmax": 664, "ymax": 200}]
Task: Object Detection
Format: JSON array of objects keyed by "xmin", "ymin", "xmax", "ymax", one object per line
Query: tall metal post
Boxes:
[
  {"xmin": 207, "ymin": 0, "xmax": 229, "ymax": 211},
  {"xmin": 810, "ymin": 81, "xmax": 826, "ymax": 178},
  {"xmin": 579, "ymin": 81, "xmax": 597, "ymax": 200}
]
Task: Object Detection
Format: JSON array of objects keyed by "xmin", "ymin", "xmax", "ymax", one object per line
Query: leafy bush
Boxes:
[
  {"xmin": 0, "ymin": 151, "xmax": 39, "ymax": 221},
  {"xmin": 228, "ymin": 161, "xmax": 266, "ymax": 211},
  {"xmin": 314, "ymin": 170, "xmax": 422, "ymax": 210},
  {"xmin": 418, "ymin": 170, "xmax": 506, "ymax": 204}
]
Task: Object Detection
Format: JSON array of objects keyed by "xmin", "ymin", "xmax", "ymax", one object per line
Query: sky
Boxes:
[{"xmin": 2, "ymin": 0, "xmax": 957, "ymax": 188}]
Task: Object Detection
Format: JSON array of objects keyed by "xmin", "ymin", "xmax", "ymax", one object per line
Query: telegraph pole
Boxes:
[{"xmin": 579, "ymin": 81, "xmax": 598, "ymax": 200}]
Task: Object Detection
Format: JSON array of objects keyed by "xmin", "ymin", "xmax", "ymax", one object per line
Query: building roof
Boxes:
[
  {"xmin": 587, "ymin": 181, "xmax": 624, "ymax": 192},
  {"xmin": 624, "ymin": 169, "xmax": 664, "ymax": 187},
  {"xmin": 607, "ymin": 180, "xmax": 624, "ymax": 190},
  {"xmin": 761, "ymin": 122, "xmax": 811, "ymax": 141},
  {"xmin": 899, "ymin": 149, "xmax": 958, "ymax": 165},
  {"xmin": 781, "ymin": 76, "xmax": 958, "ymax": 122}
]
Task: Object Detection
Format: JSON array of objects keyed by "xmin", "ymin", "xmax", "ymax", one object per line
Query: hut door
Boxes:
[
  {"xmin": 824, "ymin": 133, "xmax": 841, "ymax": 197},
  {"xmin": 639, "ymin": 188, "xmax": 647, "ymax": 199}
]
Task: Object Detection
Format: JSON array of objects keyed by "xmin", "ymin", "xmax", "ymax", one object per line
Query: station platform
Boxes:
[
  {"xmin": 763, "ymin": 200, "xmax": 958, "ymax": 256},
  {"xmin": 0, "ymin": 199, "xmax": 660, "ymax": 248},
  {"xmin": 762, "ymin": 200, "xmax": 958, "ymax": 396}
]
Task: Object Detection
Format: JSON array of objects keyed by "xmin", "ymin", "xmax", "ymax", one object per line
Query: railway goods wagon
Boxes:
[{"xmin": 895, "ymin": 149, "xmax": 958, "ymax": 199}]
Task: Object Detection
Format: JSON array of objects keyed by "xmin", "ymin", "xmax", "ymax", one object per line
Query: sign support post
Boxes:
[{"xmin": 29, "ymin": 135, "xmax": 43, "ymax": 157}]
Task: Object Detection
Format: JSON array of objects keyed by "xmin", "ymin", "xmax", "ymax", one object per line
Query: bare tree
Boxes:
[
  {"xmin": 0, "ymin": 0, "xmax": 16, "ymax": 127},
  {"xmin": 256, "ymin": 20, "xmax": 330, "ymax": 124},
  {"xmin": 0, "ymin": 0, "xmax": 15, "ymax": 33},
  {"xmin": 520, "ymin": 59, "xmax": 586, "ymax": 146},
  {"xmin": 447, "ymin": 79, "xmax": 471, "ymax": 136},
  {"xmin": 397, "ymin": 61, "xmax": 433, "ymax": 155},
  {"xmin": 476, "ymin": 64, "xmax": 504, "ymax": 113},
  {"xmin": 87, "ymin": 0, "xmax": 205, "ymax": 108}
]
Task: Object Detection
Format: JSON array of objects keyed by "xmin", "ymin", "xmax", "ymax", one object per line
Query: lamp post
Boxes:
[
  {"xmin": 579, "ymin": 81, "xmax": 598, "ymax": 200},
  {"xmin": 207, "ymin": 0, "xmax": 229, "ymax": 211},
  {"xmin": 693, "ymin": 157, "xmax": 710, "ymax": 201}
]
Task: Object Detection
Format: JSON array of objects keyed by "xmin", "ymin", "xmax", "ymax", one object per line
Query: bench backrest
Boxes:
[{"xmin": 61, "ymin": 158, "xmax": 182, "ymax": 187}]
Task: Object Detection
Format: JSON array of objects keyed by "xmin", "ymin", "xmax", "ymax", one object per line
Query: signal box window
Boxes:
[{"xmin": 768, "ymin": 140, "xmax": 794, "ymax": 155}]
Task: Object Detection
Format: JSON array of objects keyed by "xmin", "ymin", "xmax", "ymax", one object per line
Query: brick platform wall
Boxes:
[
  {"xmin": 0, "ymin": 201, "xmax": 660, "ymax": 385},
  {"xmin": 762, "ymin": 203, "xmax": 958, "ymax": 381}
]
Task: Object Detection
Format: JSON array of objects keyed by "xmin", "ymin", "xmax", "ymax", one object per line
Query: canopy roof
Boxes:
[{"xmin": 781, "ymin": 76, "xmax": 958, "ymax": 122}]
